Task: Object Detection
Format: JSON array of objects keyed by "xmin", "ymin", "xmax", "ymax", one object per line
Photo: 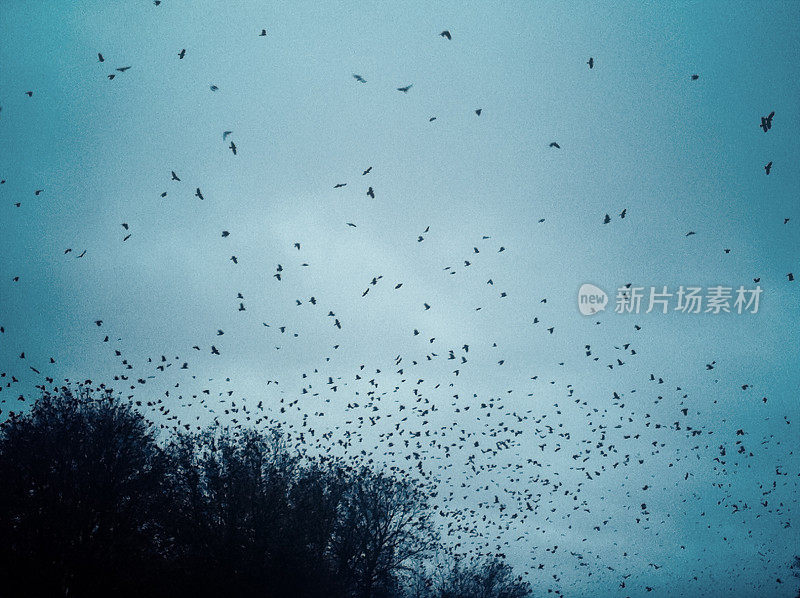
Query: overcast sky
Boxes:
[{"xmin": 1, "ymin": 1, "xmax": 799, "ymax": 596}]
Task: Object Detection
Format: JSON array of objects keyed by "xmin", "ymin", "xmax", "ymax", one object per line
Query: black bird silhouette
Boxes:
[
  {"xmin": 367, "ymin": 187, "xmax": 375, "ymax": 198},
  {"xmin": 603, "ymin": 214, "xmax": 611, "ymax": 224},
  {"xmin": 171, "ymin": 170, "xmax": 180, "ymax": 181},
  {"xmin": 549, "ymin": 142, "xmax": 560, "ymax": 148},
  {"xmin": 116, "ymin": 66, "xmax": 131, "ymax": 72},
  {"xmin": 397, "ymin": 84, "xmax": 413, "ymax": 93},
  {"xmin": 440, "ymin": 30, "xmax": 451, "ymax": 40},
  {"xmin": 691, "ymin": 74, "xmax": 699, "ymax": 80},
  {"xmin": 760, "ymin": 111, "xmax": 774, "ymax": 132},
  {"xmin": 260, "ymin": 29, "xmax": 267, "ymax": 36},
  {"xmin": 587, "ymin": 57, "xmax": 594, "ymax": 69},
  {"xmin": 229, "ymin": 141, "xmax": 237, "ymax": 155},
  {"xmin": 352, "ymin": 74, "xmax": 366, "ymax": 83},
  {"xmin": 362, "ymin": 166, "xmax": 372, "ymax": 175},
  {"xmin": 334, "ymin": 183, "xmax": 347, "ymax": 188},
  {"xmin": 764, "ymin": 161, "xmax": 772, "ymax": 175},
  {"xmin": 178, "ymin": 49, "xmax": 186, "ymax": 59},
  {"xmin": 98, "ymin": 53, "xmax": 104, "ymax": 62},
  {"xmin": 475, "ymin": 108, "xmax": 482, "ymax": 116}
]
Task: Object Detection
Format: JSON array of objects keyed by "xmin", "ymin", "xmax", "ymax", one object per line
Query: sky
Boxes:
[{"xmin": 1, "ymin": 1, "xmax": 799, "ymax": 596}]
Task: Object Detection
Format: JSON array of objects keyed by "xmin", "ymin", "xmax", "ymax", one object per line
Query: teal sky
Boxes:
[{"xmin": 1, "ymin": 2, "xmax": 799, "ymax": 596}]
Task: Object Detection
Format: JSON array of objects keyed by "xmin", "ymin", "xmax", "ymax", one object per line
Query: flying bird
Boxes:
[
  {"xmin": 195, "ymin": 188, "xmax": 204, "ymax": 199},
  {"xmin": 229, "ymin": 141, "xmax": 237, "ymax": 155},
  {"xmin": 549, "ymin": 142, "xmax": 560, "ymax": 148},
  {"xmin": 353, "ymin": 74, "xmax": 367, "ymax": 83},
  {"xmin": 397, "ymin": 84, "xmax": 413, "ymax": 93},
  {"xmin": 475, "ymin": 108, "xmax": 482, "ymax": 116},
  {"xmin": 178, "ymin": 49, "xmax": 186, "ymax": 59},
  {"xmin": 367, "ymin": 187, "xmax": 374, "ymax": 198},
  {"xmin": 98, "ymin": 53, "xmax": 104, "ymax": 62},
  {"xmin": 440, "ymin": 30, "xmax": 451, "ymax": 40},
  {"xmin": 764, "ymin": 161, "xmax": 772, "ymax": 175},
  {"xmin": 587, "ymin": 57, "xmax": 594, "ymax": 69},
  {"xmin": 760, "ymin": 111, "xmax": 774, "ymax": 132}
]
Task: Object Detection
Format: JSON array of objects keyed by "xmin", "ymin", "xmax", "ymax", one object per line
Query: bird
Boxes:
[
  {"xmin": 223, "ymin": 131, "xmax": 232, "ymax": 140},
  {"xmin": 116, "ymin": 66, "xmax": 131, "ymax": 72},
  {"xmin": 619, "ymin": 209, "xmax": 626, "ymax": 219},
  {"xmin": 691, "ymin": 74, "xmax": 699, "ymax": 80},
  {"xmin": 195, "ymin": 188, "xmax": 204, "ymax": 199},
  {"xmin": 587, "ymin": 57, "xmax": 594, "ymax": 69},
  {"xmin": 98, "ymin": 53, "xmax": 104, "ymax": 62},
  {"xmin": 760, "ymin": 111, "xmax": 774, "ymax": 132},
  {"xmin": 603, "ymin": 214, "xmax": 611, "ymax": 224},
  {"xmin": 362, "ymin": 166, "xmax": 372, "ymax": 175},
  {"xmin": 352, "ymin": 74, "xmax": 366, "ymax": 83},
  {"xmin": 260, "ymin": 29, "xmax": 267, "ymax": 36},
  {"xmin": 210, "ymin": 85, "xmax": 218, "ymax": 91},
  {"xmin": 221, "ymin": 231, "xmax": 230, "ymax": 237},
  {"xmin": 764, "ymin": 161, "xmax": 772, "ymax": 175},
  {"xmin": 121, "ymin": 223, "xmax": 129, "ymax": 230},
  {"xmin": 397, "ymin": 84, "xmax": 413, "ymax": 93},
  {"xmin": 440, "ymin": 30, "xmax": 451, "ymax": 40},
  {"xmin": 25, "ymin": 91, "xmax": 33, "ymax": 97},
  {"xmin": 475, "ymin": 108, "xmax": 482, "ymax": 116},
  {"xmin": 171, "ymin": 171, "xmax": 181, "ymax": 181},
  {"xmin": 549, "ymin": 142, "xmax": 560, "ymax": 149},
  {"xmin": 229, "ymin": 141, "xmax": 237, "ymax": 155},
  {"xmin": 178, "ymin": 49, "xmax": 186, "ymax": 59},
  {"xmin": 789, "ymin": 273, "xmax": 795, "ymax": 282},
  {"xmin": 367, "ymin": 187, "xmax": 375, "ymax": 198},
  {"xmin": 334, "ymin": 183, "xmax": 347, "ymax": 188}
]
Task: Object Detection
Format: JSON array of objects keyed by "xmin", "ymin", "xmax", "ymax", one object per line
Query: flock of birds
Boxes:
[{"xmin": 0, "ymin": 11, "xmax": 797, "ymax": 598}]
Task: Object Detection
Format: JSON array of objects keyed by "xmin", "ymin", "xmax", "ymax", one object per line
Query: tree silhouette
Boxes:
[
  {"xmin": 0, "ymin": 385, "xmax": 168, "ymax": 597},
  {"xmin": 0, "ymin": 386, "xmax": 528, "ymax": 598}
]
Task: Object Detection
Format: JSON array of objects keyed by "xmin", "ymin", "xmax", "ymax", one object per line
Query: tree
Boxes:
[
  {"xmin": 0, "ymin": 385, "xmax": 169, "ymax": 597},
  {"xmin": 332, "ymin": 467, "xmax": 438, "ymax": 598},
  {"xmin": 430, "ymin": 556, "xmax": 532, "ymax": 598}
]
